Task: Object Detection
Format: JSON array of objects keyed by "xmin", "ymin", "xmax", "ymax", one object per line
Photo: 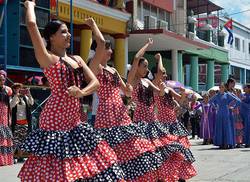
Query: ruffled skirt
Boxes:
[
  {"xmin": 98, "ymin": 121, "xmax": 196, "ymax": 181},
  {"xmin": 0, "ymin": 125, "xmax": 14, "ymax": 166},
  {"xmin": 18, "ymin": 123, "xmax": 125, "ymax": 182}
]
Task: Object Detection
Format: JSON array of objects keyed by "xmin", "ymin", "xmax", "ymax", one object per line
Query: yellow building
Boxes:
[{"xmin": 52, "ymin": 0, "xmax": 131, "ymax": 77}]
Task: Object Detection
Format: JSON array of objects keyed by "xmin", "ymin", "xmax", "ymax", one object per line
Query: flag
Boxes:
[
  {"xmin": 224, "ymin": 19, "xmax": 233, "ymax": 30},
  {"xmin": 224, "ymin": 19, "xmax": 233, "ymax": 45},
  {"xmin": 50, "ymin": 0, "xmax": 57, "ymax": 9}
]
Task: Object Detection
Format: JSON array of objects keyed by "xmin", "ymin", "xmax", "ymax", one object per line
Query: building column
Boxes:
[
  {"xmin": 190, "ymin": 55, "xmax": 199, "ymax": 91},
  {"xmin": 178, "ymin": 51, "xmax": 184, "ymax": 83},
  {"xmin": 206, "ymin": 59, "xmax": 215, "ymax": 90},
  {"xmin": 240, "ymin": 68, "xmax": 246, "ymax": 84},
  {"xmin": 221, "ymin": 64, "xmax": 229, "ymax": 83},
  {"xmin": 80, "ymin": 25, "xmax": 92, "ymax": 62},
  {"xmin": 114, "ymin": 34, "xmax": 127, "ymax": 78},
  {"xmin": 172, "ymin": 49, "xmax": 178, "ymax": 81},
  {"xmin": 185, "ymin": 64, "xmax": 191, "ymax": 86}
]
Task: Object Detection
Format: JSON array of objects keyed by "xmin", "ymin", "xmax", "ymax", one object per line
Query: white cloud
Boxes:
[{"xmin": 210, "ymin": 0, "xmax": 250, "ymax": 28}]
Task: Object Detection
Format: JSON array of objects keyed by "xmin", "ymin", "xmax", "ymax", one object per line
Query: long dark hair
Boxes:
[
  {"xmin": 225, "ymin": 78, "xmax": 236, "ymax": 92},
  {"xmin": 43, "ymin": 19, "xmax": 65, "ymax": 51}
]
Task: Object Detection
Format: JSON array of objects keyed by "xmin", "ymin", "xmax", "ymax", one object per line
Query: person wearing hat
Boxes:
[{"xmin": 10, "ymin": 83, "xmax": 34, "ymax": 163}]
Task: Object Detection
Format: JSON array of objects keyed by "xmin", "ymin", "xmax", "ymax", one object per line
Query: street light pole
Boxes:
[{"xmin": 70, "ymin": 0, "xmax": 73, "ymax": 54}]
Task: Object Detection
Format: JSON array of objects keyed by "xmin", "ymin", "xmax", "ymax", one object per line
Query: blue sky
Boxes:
[{"xmin": 210, "ymin": 0, "xmax": 250, "ymax": 28}]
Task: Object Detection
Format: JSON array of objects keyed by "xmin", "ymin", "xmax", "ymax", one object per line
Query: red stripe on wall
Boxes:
[{"xmin": 142, "ymin": 0, "xmax": 173, "ymax": 12}]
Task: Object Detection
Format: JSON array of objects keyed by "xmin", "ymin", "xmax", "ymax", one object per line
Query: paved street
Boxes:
[{"xmin": 1, "ymin": 139, "xmax": 250, "ymax": 182}]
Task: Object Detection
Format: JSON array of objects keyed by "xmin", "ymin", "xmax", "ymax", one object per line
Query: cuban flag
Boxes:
[{"xmin": 224, "ymin": 19, "xmax": 233, "ymax": 45}]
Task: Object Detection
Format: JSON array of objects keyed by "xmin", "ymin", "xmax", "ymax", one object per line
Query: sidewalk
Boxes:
[
  {"xmin": 1, "ymin": 140, "xmax": 250, "ymax": 182},
  {"xmin": 191, "ymin": 139, "xmax": 250, "ymax": 182}
]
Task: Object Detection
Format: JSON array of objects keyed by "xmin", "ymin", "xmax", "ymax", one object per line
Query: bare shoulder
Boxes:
[
  {"xmin": 71, "ymin": 55, "xmax": 88, "ymax": 66},
  {"xmin": 5, "ymin": 86, "xmax": 13, "ymax": 96}
]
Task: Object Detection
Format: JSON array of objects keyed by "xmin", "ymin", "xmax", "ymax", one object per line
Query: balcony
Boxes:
[{"xmin": 187, "ymin": 0, "xmax": 226, "ymax": 48}]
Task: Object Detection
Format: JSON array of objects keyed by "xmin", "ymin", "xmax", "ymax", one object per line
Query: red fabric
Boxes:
[
  {"xmin": 16, "ymin": 119, "xmax": 28, "ymax": 125},
  {"xmin": 50, "ymin": 0, "xmax": 57, "ymax": 8},
  {"xmin": 142, "ymin": 0, "xmax": 173, "ymax": 12},
  {"xmin": 132, "ymin": 82, "xmax": 158, "ymax": 123},
  {"xmin": 18, "ymin": 141, "xmax": 117, "ymax": 181},
  {"xmin": 95, "ymin": 69, "xmax": 132, "ymax": 128},
  {"xmin": 0, "ymin": 153, "xmax": 13, "ymax": 166},
  {"xmin": 224, "ymin": 19, "xmax": 233, "ymax": 30}
]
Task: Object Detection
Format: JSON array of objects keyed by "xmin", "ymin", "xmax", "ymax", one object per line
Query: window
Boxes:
[
  {"xmin": 231, "ymin": 66, "xmax": 240, "ymax": 82},
  {"xmin": 243, "ymin": 40, "xmax": 245, "ymax": 52},
  {"xmin": 36, "ymin": 9, "xmax": 50, "ymax": 28},
  {"xmin": 214, "ymin": 65, "xmax": 222, "ymax": 84},
  {"xmin": 249, "ymin": 43, "xmax": 250, "ymax": 54},
  {"xmin": 137, "ymin": 0, "xmax": 142, "ymax": 20},
  {"xmin": 20, "ymin": 26, "xmax": 32, "ymax": 46},
  {"xmin": 20, "ymin": 6, "xmax": 25, "ymax": 24},
  {"xmin": 235, "ymin": 37, "xmax": 240, "ymax": 51},
  {"xmin": 20, "ymin": 47, "xmax": 40, "ymax": 68},
  {"xmin": 143, "ymin": 3, "xmax": 150, "ymax": 17},
  {"xmin": 159, "ymin": 9, "xmax": 165, "ymax": 21},
  {"xmin": 20, "ymin": 26, "xmax": 43, "ymax": 46},
  {"xmin": 20, "ymin": 6, "xmax": 49, "ymax": 28},
  {"xmin": 150, "ymin": 6, "xmax": 157, "ymax": 17},
  {"xmin": 247, "ymin": 70, "xmax": 250, "ymax": 83},
  {"xmin": 21, "ymin": 0, "xmax": 50, "ymax": 9},
  {"xmin": 177, "ymin": 0, "xmax": 184, "ymax": 8}
]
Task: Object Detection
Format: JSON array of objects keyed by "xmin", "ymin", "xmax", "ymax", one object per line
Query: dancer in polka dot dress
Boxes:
[
  {"xmin": 127, "ymin": 39, "xmax": 196, "ymax": 181},
  {"xmin": 88, "ymin": 25, "xmax": 188, "ymax": 181},
  {"xmin": 151, "ymin": 53, "xmax": 196, "ymax": 180},
  {"xmin": 152, "ymin": 53, "xmax": 191, "ymax": 148},
  {"xmin": 88, "ymin": 25, "xmax": 157, "ymax": 181},
  {"xmin": 18, "ymin": 1, "xmax": 125, "ymax": 181},
  {"xmin": 0, "ymin": 70, "xmax": 13, "ymax": 166}
]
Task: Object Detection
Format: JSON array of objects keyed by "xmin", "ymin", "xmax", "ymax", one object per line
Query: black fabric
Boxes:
[{"xmin": 20, "ymin": 123, "xmax": 103, "ymax": 159}]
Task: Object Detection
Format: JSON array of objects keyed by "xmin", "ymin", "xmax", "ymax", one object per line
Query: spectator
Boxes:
[
  {"xmin": 189, "ymin": 95, "xmax": 201, "ymax": 139},
  {"xmin": 10, "ymin": 83, "xmax": 34, "ymax": 163}
]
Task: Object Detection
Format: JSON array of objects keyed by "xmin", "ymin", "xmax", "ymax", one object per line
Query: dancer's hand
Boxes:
[
  {"xmin": 147, "ymin": 38, "xmax": 153, "ymax": 45},
  {"xmin": 159, "ymin": 80, "xmax": 166, "ymax": 91},
  {"xmin": 24, "ymin": 0, "xmax": 36, "ymax": 8},
  {"xmin": 67, "ymin": 86, "xmax": 83, "ymax": 98},
  {"xmin": 154, "ymin": 53, "xmax": 161, "ymax": 61},
  {"xmin": 126, "ymin": 83, "xmax": 133, "ymax": 97},
  {"xmin": 84, "ymin": 18, "xmax": 95, "ymax": 28}
]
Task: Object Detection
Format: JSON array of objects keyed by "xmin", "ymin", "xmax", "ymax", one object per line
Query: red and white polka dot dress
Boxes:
[
  {"xmin": 154, "ymin": 93, "xmax": 191, "ymax": 148},
  {"xmin": 18, "ymin": 59, "xmax": 125, "ymax": 182},
  {"xmin": 132, "ymin": 80, "xmax": 158, "ymax": 123},
  {"xmin": 132, "ymin": 79, "xmax": 197, "ymax": 181},
  {"xmin": 0, "ymin": 86, "xmax": 13, "ymax": 166},
  {"xmin": 95, "ymin": 68, "xmax": 162, "ymax": 181},
  {"xmin": 95, "ymin": 68, "xmax": 132, "ymax": 129}
]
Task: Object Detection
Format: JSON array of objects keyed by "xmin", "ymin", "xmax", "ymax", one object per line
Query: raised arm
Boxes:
[
  {"xmin": 24, "ymin": 0, "xmax": 54, "ymax": 68},
  {"xmin": 87, "ymin": 18, "xmax": 106, "ymax": 75},
  {"xmin": 127, "ymin": 38, "xmax": 153, "ymax": 85},
  {"xmin": 155, "ymin": 53, "xmax": 164, "ymax": 73}
]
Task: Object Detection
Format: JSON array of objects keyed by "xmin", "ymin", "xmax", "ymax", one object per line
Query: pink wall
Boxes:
[{"xmin": 142, "ymin": 0, "xmax": 173, "ymax": 12}]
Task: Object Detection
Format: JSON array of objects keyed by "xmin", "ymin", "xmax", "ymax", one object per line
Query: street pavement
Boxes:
[{"xmin": 1, "ymin": 139, "xmax": 250, "ymax": 182}]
